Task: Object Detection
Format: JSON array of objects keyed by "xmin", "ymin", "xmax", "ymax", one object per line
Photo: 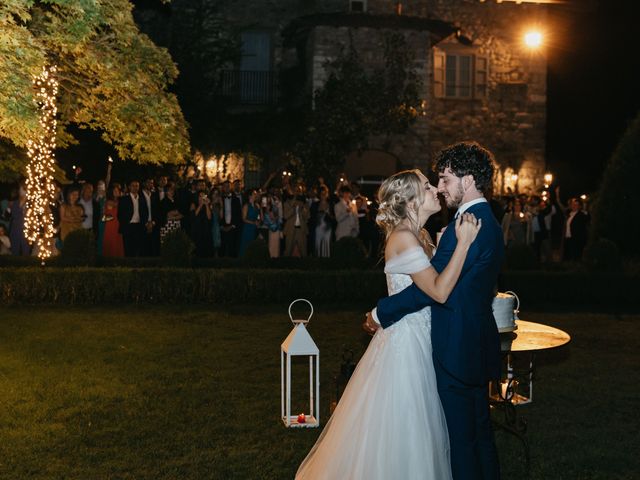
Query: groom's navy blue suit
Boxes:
[{"xmin": 377, "ymin": 200, "xmax": 503, "ymax": 480}]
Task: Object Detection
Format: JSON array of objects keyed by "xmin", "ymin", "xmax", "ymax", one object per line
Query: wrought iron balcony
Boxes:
[{"xmin": 220, "ymin": 70, "xmax": 279, "ymax": 106}]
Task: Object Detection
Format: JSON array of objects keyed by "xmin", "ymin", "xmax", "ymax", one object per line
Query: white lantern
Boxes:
[{"xmin": 281, "ymin": 299, "xmax": 320, "ymax": 428}]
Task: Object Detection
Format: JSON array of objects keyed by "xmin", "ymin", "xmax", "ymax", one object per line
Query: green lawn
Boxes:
[{"xmin": 0, "ymin": 305, "xmax": 637, "ymax": 479}]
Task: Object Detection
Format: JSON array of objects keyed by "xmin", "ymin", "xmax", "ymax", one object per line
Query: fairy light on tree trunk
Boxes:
[{"xmin": 24, "ymin": 64, "xmax": 58, "ymax": 265}]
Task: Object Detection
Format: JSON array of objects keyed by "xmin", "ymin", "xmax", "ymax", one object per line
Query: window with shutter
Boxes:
[
  {"xmin": 433, "ymin": 47, "xmax": 489, "ymax": 100},
  {"xmin": 433, "ymin": 50, "xmax": 445, "ymax": 98},
  {"xmin": 474, "ymin": 55, "xmax": 488, "ymax": 98}
]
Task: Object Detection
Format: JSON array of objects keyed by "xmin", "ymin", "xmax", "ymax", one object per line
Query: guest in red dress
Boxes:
[{"xmin": 102, "ymin": 184, "xmax": 124, "ymax": 257}]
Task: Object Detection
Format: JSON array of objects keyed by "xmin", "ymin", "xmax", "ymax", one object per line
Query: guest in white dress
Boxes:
[{"xmin": 296, "ymin": 170, "xmax": 481, "ymax": 479}]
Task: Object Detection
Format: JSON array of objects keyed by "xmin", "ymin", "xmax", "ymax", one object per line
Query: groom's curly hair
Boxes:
[{"xmin": 434, "ymin": 141, "xmax": 496, "ymax": 194}]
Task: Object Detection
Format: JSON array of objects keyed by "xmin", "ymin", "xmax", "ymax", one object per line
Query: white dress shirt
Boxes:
[
  {"xmin": 455, "ymin": 197, "xmax": 487, "ymax": 217},
  {"xmin": 130, "ymin": 193, "xmax": 140, "ymax": 223},
  {"xmin": 224, "ymin": 196, "xmax": 232, "ymax": 225},
  {"xmin": 142, "ymin": 190, "xmax": 153, "ymax": 223},
  {"xmin": 565, "ymin": 210, "xmax": 577, "ymax": 238}
]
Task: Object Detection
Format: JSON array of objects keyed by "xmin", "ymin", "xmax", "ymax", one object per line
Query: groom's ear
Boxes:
[{"xmin": 462, "ymin": 174, "xmax": 476, "ymax": 191}]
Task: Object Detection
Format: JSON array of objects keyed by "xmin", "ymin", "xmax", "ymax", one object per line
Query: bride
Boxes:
[{"xmin": 295, "ymin": 169, "xmax": 481, "ymax": 479}]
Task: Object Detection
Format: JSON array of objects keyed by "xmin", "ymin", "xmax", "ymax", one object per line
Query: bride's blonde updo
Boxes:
[
  {"xmin": 377, "ymin": 169, "xmax": 436, "ymax": 256},
  {"xmin": 376, "ymin": 169, "xmax": 425, "ymax": 240}
]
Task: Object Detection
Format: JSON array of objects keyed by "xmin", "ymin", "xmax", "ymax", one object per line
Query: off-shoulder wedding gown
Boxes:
[{"xmin": 296, "ymin": 246, "xmax": 452, "ymax": 479}]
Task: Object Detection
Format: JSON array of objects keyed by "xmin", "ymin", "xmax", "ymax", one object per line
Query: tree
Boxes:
[
  {"xmin": 0, "ymin": 0, "xmax": 189, "ymax": 180},
  {"xmin": 132, "ymin": 0, "xmax": 241, "ymax": 147},
  {"xmin": 296, "ymin": 33, "xmax": 422, "ymax": 180},
  {"xmin": 588, "ymin": 110, "xmax": 640, "ymax": 258}
]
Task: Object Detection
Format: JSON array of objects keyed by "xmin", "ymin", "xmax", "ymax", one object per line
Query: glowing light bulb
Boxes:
[{"xmin": 524, "ymin": 31, "xmax": 543, "ymax": 49}]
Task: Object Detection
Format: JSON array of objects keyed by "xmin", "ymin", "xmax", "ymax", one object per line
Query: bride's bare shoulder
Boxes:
[{"xmin": 385, "ymin": 228, "xmax": 421, "ymax": 260}]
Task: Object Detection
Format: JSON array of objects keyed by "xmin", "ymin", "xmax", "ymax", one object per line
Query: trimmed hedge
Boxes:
[
  {"xmin": 60, "ymin": 229, "xmax": 97, "ymax": 266},
  {"xmin": 498, "ymin": 271, "xmax": 640, "ymax": 310},
  {"xmin": 0, "ymin": 252, "xmax": 377, "ymax": 270},
  {"xmin": 0, "ymin": 268, "xmax": 387, "ymax": 305},
  {"xmin": 161, "ymin": 230, "xmax": 195, "ymax": 267},
  {"xmin": 1, "ymin": 267, "xmax": 637, "ymax": 308}
]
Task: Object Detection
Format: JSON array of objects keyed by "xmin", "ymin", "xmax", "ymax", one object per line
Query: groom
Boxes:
[{"xmin": 366, "ymin": 142, "xmax": 504, "ymax": 479}]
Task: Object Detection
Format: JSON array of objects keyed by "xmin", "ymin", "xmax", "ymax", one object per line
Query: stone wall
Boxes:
[
  {"xmin": 392, "ymin": 0, "xmax": 548, "ymax": 194},
  {"xmin": 135, "ymin": 0, "xmax": 548, "ymax": 193},
  {"xmin": 297, "ymin": 1, "xmax": 548, "ymax": 192}
]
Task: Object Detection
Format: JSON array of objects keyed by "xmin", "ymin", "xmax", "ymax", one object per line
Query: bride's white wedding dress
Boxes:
[{"xmin": 296, "ymin": 246, "xmax": 452, "ymax": 479}]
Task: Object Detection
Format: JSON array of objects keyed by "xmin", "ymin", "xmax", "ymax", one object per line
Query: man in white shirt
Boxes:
[
  {"xmin": 220, "ymin": 180, "xmax": 242, "ymax": 257},
  {"xmin": 283, "ymin": 188, "xmax": 310, "ymax": 257},
  {"xmin": 78, "ymin": 183, "xmax": 98, "ymax": 232},
  {"xmin": 117, "ymin": 180, "xmax": 148, "ymax": 257},
  {"xmin": 563, "ymin": 197, "xmax": 588, "ymax": 261},
  {"xmin": 142, "ymin": 178, "xmax": 161, "ymax": 256}
]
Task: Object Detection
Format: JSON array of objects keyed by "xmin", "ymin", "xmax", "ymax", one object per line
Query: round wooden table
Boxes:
[
  {"xmin": 500, "ymin": 319, "xmax": 571, "ymax": 353},
  {"xmin": 491, "ymin": 319, "xmax": 571, "ymax": 474}
]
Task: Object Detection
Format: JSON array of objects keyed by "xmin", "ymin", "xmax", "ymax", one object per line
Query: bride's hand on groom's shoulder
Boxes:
[{"xmin": 455, "ymin": 213, "xmax": 482, "ymax": 246}]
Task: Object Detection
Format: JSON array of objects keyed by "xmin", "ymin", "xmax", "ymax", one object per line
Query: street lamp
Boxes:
[{"xmin": 544, "ymin": 173, "xmax": 553, "ymax": 188}]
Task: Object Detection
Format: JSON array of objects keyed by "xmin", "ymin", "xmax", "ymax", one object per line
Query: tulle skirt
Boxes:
[{"xmin": 296, "ymin": 310, "xmax": 452, "ymax": 480}]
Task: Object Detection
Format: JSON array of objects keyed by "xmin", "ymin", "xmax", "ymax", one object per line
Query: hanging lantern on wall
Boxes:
[{"xmin": 281, "ymin": 299, "xmax": 320, "ymax": 428}]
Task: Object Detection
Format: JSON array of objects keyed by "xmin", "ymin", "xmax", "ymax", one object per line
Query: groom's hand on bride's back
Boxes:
[{"xmin": 363, "ymin": 312, "xmax": 380, "ymax": 335}]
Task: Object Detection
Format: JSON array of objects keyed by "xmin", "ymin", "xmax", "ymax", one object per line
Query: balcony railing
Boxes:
[{"xmin": 220, "ymin": 70, "xmax": 279, "ymax": 106}]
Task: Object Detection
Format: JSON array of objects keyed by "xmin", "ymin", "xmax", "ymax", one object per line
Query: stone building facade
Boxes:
[{"xmin": 137, "ymin": 0, "xmax": 548, "ymax": 194}]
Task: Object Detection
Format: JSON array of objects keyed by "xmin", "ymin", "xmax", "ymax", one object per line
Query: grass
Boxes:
[{"xmin": 0, "ymin": 305, "xmax": 637, "ymax": 479}]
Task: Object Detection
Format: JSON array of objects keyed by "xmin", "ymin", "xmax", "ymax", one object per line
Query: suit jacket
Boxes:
[
  {"xmin": 117, "ymin": 194, "xmax": 149, "ymax": 234},
  {"xmin": 283, "ymin": 198, "xmax": 309, "ymax": 237},
  {"xmin": 221, "ymin": 194, "xmax": 242, "ymax": 228},
  {"xmin": 564, "ymin": 210, "xmax": 588, "ymax": 245},
  {"xmin": 377, "ymin": 201, "xmax": 504, "ymax": 386},
  {"xmin": 142, "ymin": 190, "xmax": 162, "ymax": 226}
]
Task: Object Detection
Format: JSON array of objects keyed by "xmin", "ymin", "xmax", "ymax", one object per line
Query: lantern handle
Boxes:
[
  {"xmin": 288, "ymin": 298, "xmax": 314, "ymax": 324},
  {"xmin": 504, "ymin": 290, "xmax": 520, "ymax": 317}
]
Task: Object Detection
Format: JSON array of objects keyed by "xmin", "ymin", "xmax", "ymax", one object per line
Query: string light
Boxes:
[{"xmin": 24, "ymin": 65, "xmax": 58, "ymax": 265}]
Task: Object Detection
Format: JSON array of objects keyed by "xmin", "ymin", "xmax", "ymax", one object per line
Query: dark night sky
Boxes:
[
  {"xmin": 58, "ymin": 0, "xmax": 640, "ymax": 195},
  {"xmin": 546, "ymin": 0, "xmax": 640, "ymax": 195}
]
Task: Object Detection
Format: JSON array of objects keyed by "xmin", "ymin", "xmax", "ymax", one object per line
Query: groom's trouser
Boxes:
[{"xmin": 434, "ymin": 357, "xmax": 500, "ymax": 480}]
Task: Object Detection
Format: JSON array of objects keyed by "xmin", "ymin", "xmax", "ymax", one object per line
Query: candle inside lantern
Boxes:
[
  {"xmin": 500, "ymin": 380, "xmax": 519, "ymax": 400},
  {"xmin": 297, "ymin": 413, "xmax": 306, "ymax": 424},
  {"xmin": 500, "ymin": 381, "xmax": 511, "ymax": 400}
]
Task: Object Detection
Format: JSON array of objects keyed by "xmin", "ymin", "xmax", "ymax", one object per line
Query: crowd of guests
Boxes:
[
  {"xmin": 0, "ymin": 170, "xmax": 381, "ymax": 260},
  {"xmin": 493, "ymin": 186, "xmax": 590, "ymax": 262},
  {"xmin": 0, "ymin": 167, "xmax": 590, "ymax": 263}
]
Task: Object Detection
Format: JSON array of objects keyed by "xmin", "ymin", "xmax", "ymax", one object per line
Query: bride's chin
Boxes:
[
  {"xmin": 421, "ymin": 208, "xmax": 439, "ymax": 224},
  {"xmin": 429, "ymin": 205, "xmax": 442, "ymax": 216}
]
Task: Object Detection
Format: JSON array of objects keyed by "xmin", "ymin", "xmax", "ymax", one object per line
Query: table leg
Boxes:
[{"xmin": 490, "ymin": 353, "xmax": 533, "ymax": 474}]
